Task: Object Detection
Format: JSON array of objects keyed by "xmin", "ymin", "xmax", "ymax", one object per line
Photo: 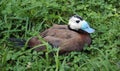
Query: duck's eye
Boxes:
[{"xmin": 76, "ymin": 20, "xmax": 80, "ymax": 23}]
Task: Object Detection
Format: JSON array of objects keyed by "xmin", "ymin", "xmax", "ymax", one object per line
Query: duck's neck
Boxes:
[
  {"xmin": 68, "ymin": 25, "xmax": 90, "ymax": 35},
  {"xmin": 68, "ymin": 25, "xmax": 74, "ymax": 31}
]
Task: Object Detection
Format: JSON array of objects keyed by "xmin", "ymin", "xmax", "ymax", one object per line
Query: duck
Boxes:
[{"xmin": 27, "ymin": 15, "xmax": 95, "ymax": 53}]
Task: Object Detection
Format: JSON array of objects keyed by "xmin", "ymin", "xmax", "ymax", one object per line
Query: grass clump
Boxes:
[{"xmin": 0, "ymin": 0, "xmax": 120, "ymax": 71}]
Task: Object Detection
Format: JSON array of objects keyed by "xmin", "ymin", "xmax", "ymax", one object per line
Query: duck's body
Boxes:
[
  {"xmin": 28, "ymin": 24, "xmax": 92, "ymax": 53},
  {"xmin": 9, "ymin": 15, "xmax": 95, "ymax": 54}
]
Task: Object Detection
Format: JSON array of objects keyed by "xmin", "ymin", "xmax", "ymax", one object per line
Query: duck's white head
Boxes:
[{"xmin": 68, "ymin": 15, "xmax": 95, "ymax": 33}]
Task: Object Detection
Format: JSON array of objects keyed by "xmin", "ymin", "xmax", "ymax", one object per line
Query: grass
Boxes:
[{"xmin": 0, "ymin": 0, "xmax": 120, "ymax": 71}]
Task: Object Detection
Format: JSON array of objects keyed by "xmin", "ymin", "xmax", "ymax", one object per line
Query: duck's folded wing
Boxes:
[{"xmin": 44, "ymin": 36, "xmax": 63, "ymax": 48}]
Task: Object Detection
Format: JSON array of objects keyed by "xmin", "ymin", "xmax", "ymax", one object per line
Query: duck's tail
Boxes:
[{"xmin": 8, "ymin": 38, "xmax": 26, "ymax": 48}]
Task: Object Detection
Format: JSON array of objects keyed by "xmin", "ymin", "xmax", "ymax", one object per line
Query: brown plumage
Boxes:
[{"xmin": 28, "ymin": 24, "xmax": 92, "ymax": 53}]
